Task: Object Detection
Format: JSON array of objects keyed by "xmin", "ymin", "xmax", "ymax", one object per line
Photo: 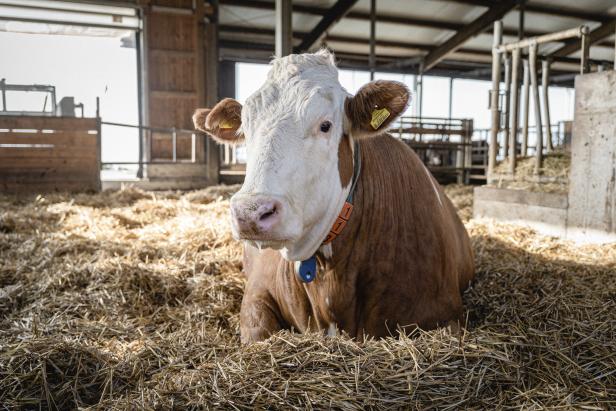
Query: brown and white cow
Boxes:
[{"xmin": 193, "ymin": 50, "xmax": 474, "ymax": 343}]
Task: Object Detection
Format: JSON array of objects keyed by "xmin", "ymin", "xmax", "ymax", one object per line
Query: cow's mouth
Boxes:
[{"xmin": 245, "ymin": 239, "xmax": 286, "ymax": 250}]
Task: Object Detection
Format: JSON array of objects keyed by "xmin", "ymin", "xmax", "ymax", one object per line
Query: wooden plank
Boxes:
[
  {"xmin": 148, "ymin": 52, "xmax": 196, "ymax": 92},
  {"xmin": 148, "ymin": 13, "xmax": 196, "ymax": 52},
  {"xmin": 0, "ymin": 116, "xmax": 98, "ymax": 131},
  {"xmin": 149, "ymin": 95, "xmax": 198, "ymax": 129},
  {"xmin": 0, "ymin": 171, "xmax": 99, "ymax": 183},
  {"xmin": 0, "ymin": 132, "xmax": 98, "ymax": 147},
  {"xmin": 0, "ymin": 146, "xmax": 98, "ymax": 159},
  {"xmin": 0, "ymin": 157, "xmax": 99, "ymax": 169},
  {"xmin": 0, "ymin": 180, "xmax": 99, "ymax": 193}
]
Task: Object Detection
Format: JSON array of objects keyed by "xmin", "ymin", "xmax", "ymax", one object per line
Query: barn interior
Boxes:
[{"xmin": 1, "ymin": 0, "xmax": 615, "ymax": 408}]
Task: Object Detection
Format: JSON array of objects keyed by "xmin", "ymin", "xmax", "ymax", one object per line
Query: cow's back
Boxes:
[{"xmin": 331, "ymin": 134, "xmax": 475, "ymax": 334}]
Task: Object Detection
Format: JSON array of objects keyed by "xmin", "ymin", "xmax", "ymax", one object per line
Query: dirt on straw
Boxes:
[
  {"xmin": 1, "ymin": 184, "xmax": 615, "ymax": 409},
  {"xmin": 491, "ymin": 151, "xmax": 571, "ymax": 194}
]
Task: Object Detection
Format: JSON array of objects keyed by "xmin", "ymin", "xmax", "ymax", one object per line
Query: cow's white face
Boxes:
[{"xmin": 193, "ymin": 50, "xmax": 409, "ymax": 261}]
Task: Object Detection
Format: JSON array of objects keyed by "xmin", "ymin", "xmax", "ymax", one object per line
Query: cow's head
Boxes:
[{"xmin": 194, "ymin": 50, "xmax": 409, "ymax": 261}]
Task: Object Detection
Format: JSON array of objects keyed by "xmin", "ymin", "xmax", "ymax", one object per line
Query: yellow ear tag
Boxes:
[
  {"xmin": 370, "ymin": 108, "xmax": 390, "ymax": 130},
  {"xmin": 219, "ymin": 120, "xmax": 234, "ymax": 129}
]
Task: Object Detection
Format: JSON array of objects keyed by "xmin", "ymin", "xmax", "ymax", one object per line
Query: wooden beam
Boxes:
[
  {"xmin": 421, "ymin": 0, "xmax": 520, "ymax": 73},
  {"xmin": 295, "ymin": 0, "xmax": 359, "ymax": 53},
  {"xmin": 550, "ymin": 19, "xmax": 616, "ymax": 57},
  {"xmin": 220, "ymin": 0, "xmax": 547, "ymax": 38},
  {"xmin": 430, "ymin": 0, "xmax": 611, "ymax": 22}
]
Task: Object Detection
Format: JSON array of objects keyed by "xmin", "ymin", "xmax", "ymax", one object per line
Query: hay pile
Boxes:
[
  {"xmin": 492, "ymin": 151, "xmax": 571, "ymax": 193},
  {"xmin": 1, "ymin": 185, "xmax": 615, "ymax": 409}
]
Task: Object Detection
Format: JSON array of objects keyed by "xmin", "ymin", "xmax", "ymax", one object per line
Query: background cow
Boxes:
[{"xmin": 193, "ymin": 50, "xmax": 474, "ymax": 343}]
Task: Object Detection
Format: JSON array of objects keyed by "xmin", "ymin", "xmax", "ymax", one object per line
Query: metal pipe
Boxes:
[
  {"xmin": 521, "ymin": 58, "xmax": 530, "ymax": 156},
  {"xmin": 418, "ymin": 74, "xmax": 424, "ymax": 122},
  {"xmin": 581, "ymin": 26, "xmax": 590, "ymax": 74},
  {"xmin": 503, "ymin": 53, "xmax": 511, "ymax": 159},
  {"xmin": 509, "ymin": 48, "xmax": 520, "ymax": 173},
  {"xmin": 135, "ymin": 15, "xmax": 144, "ymax": 179},
  {"xmin": 541, "ymin": 59, "xmax": 553, "ymax": 151},
  {"xmin": 1, "ymin": 79, "xmax": 6, "ymax": 112},
  {"xmin": 448, "ymin": 77, "xmax": 454, "ymax": 119},
  {"xmin": 497, "ymin": 25, "xmax": 587, "ymax": 52},
  {"xmin": 275, "ymin": 0, "xmax": 292, "ymax": 57},
  {"xmin": 369, "ymin": 0, "xmax": 376, "ymax": 80},
  {"xmin": 518, "ymin": 0, "xmax": 525, "ymax": 40},
  {"xmin": 488, "ymin": 21, "xmax": 503, "ymax": 178},
  {"xmin": 529, "ymin": 43, "xmax": 543, "ymax": 174}
]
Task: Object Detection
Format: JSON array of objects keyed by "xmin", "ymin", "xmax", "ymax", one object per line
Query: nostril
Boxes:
[{"xmin": 259, "ymin": 204, "xmax": 277, "ymax": 221}]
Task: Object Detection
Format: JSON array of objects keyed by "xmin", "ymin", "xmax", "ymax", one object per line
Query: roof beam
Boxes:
[
  {"xmin": 550, "ymin": 19, "xmax": 616, "ymax": 57},
  {"xmin": 219, "ymin": 0, "xmax": 545, "ymax": 38},
  {"xmin": 420, "ymin": 0, "xmax": 520, "ymax": 72},
  {"xmin": 294, "ymin": 0, "xmax": 359, "ymax": 52},
  {"xmin": 431, "ymin": 0, "xmax": 611, "ymax": 22}
]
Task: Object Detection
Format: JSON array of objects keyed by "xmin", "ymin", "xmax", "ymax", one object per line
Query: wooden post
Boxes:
[
  {"xmin": 541, "ymin": 59, "xmax": 553, "ymax": 151},
  {"xmin": 509, "ymin": 48, "xmax": 520, "ymax": 173},
  {"xmin": 580, "ymin": 26, "xmax": 590, "ymax": 74},
  {"xmin": 488, "ymin": 21, "xmax": 503, "ymax": 178},
  {"xmin": 521, "ymin": 58, "xmax": 530, "ymax": 157},
  {"xmin": 529, "ymin": 43, "xmax": 543, "ymax": 174},
  {"xmin": 275, "ymin": 0, "xmax": 292, "ymax": 57},
  {"xmin": 503, "ymin": 53, "xmax": 511, "ymax": 159},
  {"xmin": 205, "ymin": 1, "xmax": 220, "ymax": 183}
]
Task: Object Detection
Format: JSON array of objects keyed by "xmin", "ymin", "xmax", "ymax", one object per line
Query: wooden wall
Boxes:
[
  {"xmin": 145, "ymin": 0, "xmax": 205, "ymax": 162},
  {"xmin": 0, "ymin": 116, "xmax": 101, "ymax": 193}
]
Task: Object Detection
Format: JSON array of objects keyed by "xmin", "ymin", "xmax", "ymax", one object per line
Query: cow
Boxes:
[{"xmin": 193, "ymin": 50, "xmax": 475, "ymax": 343}]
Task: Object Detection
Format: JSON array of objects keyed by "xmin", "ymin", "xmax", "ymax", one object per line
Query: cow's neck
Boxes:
[{"xmin": 295, "ymin": 138, "xmax": 361, "ymax": 282}]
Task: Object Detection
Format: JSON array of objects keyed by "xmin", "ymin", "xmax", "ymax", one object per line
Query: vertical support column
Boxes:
[
  {"xmin": 417, "ymin": 74, "xmax": 424, "ymax": 122},
  {"xmin": 521, "ymin": 58, "xmax": 530, "ymax": 157},
  {"xmin": 541, "ymin": 59, "xmax": 553, "ymax": 151},
  {"xmin": 580, "ymin": 26, "xmax": 590, "ymax": 74},
  {"xmin": 529, "ymin": 43, "xmax": 543, "ymax": 174},
  {"xmin": 488, "ymin": 21, "xmax": 503, "ymax": 178},
  {"xmin": 204, "ymin": 0, "xmax": 220, "ymax": 183},
  {"xmin": 465, "ymin": 119, "xmax": 473, "ymax": 184},
  {"xmin": 518, "ymin": 0, "xmax": 524, "ymax": 40},
  {"xmin": 509, "ymin": 48, "xmax": 520, "ymax": 173},
  {"xmin": 369, "ymin": 0, "xmax": 376, "ymax": 80},
  {"xmin": 503, "ymin": 54, "xmax": 511, "ymax": 159},
  {"xmin": 448, "ymin": 77, "xmax": 454, "ymax": 119},
  {"xmin": 275, "ymin": 0, "xmax": 292, "ymax": 58},
  {"xmin": 135, "ymin": 9, "xmax": 145, "ymax": 178}
]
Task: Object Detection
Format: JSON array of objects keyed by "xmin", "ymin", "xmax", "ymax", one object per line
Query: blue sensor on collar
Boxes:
[{"xmin": 298, "ymin": 256, "xmax": 317, "ymax": 283}]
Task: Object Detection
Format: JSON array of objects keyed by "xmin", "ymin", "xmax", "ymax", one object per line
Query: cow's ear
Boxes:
[
  {"xmin": 344, "ymin": 80, "xmax": 410, "ymax": 138},
  {"xmin": 192, "ymin": 98, "xmax": 244, "ymax": 145}
]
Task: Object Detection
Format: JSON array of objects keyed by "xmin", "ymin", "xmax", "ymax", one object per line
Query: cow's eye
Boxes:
[{"xmin": 320, "ymin": 121, "xmax": 332, "ymax": 133}]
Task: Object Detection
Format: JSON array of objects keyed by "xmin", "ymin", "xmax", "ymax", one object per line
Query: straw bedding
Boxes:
[
  {"xmin": 491, "ymin": 152, "xmax": 571, "ymax": 194},
  {"xmin": 1, "ymin": 184, "xmax": 615, "ymax": 409}
]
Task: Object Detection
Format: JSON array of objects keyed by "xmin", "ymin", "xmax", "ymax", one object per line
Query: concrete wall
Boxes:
[
  {"xmin": 474, "ymin": 187, "xmax": 568, "ymax": 238},
  {"xmin": 567, "ymin": 71, "xmax": 616, "ymax": 242}
]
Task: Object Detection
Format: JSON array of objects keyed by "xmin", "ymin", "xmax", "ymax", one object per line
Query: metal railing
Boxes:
[
  {"xmin": 0, "ymin": 78, "xmax": 57, "ymax": 116},
  {"xmin": 488, "ymin": 23, "xmax": 599, "ymax": 178},
  {"xmin": 391, "ymin": 116, "xmax": 474, "ymax": 184},
  {"xmin": 100, "ymin": 121, "xmax": 205, "ymax": 178}
]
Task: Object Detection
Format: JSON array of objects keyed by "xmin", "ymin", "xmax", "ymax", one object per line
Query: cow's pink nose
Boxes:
[{"xmin": 231, "ymin": 196, "xmax": 283, "ymax": 237}]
